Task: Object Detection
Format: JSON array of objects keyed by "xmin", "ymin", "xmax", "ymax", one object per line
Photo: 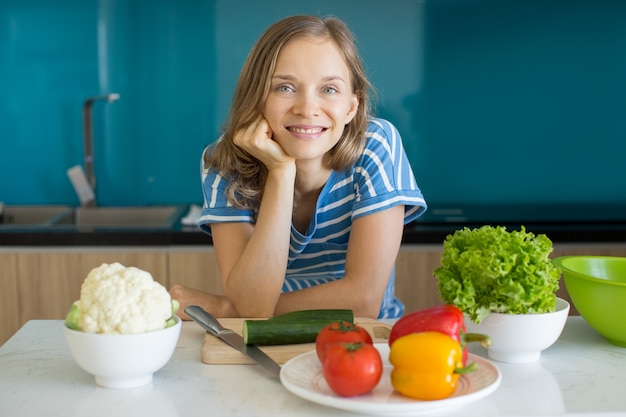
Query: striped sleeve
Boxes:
[
  {"xmin": 197, "ymin": 147, "xmax": 254, "ymax": 234},
  {"xmin": 351, "ymin": 118, "xmax": 427, "ymax": 223}
]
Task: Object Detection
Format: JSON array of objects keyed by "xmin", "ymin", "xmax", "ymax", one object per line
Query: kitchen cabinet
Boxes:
[
  {"xmin": 168, "ymin": 247, "xmax": 223, "ymax": 295},
  {"xmin": 395, "ymin": 245, "xmax": 443, "ymax": 313},
  {"xmin": 2, "ymin": 242, "xmax": 626, "ymax": 346},
  {"xmin": 0, "ymin": 253, "xmax": 19, "ymax": 346}
]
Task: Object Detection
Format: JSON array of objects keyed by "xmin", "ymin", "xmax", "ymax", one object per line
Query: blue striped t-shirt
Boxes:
[{"xmin": 198, "ymin": 117, "xmax": 427, "ymax": 318}]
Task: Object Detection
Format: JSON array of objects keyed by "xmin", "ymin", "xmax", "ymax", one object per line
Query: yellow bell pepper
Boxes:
[{"xmin": 389, "ymin": 331, "xmax": 476, "ymax": 401}]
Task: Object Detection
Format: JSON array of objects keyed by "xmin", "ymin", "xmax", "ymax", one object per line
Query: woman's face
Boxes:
[{"xmin": 262, "ymin": 37, "xmax": 359, "ymax": 164}]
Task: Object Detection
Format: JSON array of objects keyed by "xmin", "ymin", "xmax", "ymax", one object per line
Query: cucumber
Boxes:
[
  {"xmin": 243, "ymin": 309, "xmax": 354, "ymax": 345},
  {"xmin": 267, "ymin": 309, "xmax": 353, "ymax": 323}
]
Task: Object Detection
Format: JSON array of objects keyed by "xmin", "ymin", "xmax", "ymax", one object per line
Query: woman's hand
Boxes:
[
  {"xmin": 169, "ymin": 284, "xmax": 239, "ymax": 319},
  {"xmin": 233, "ymin": 119, "xmax": 294, "ymax": 170}
]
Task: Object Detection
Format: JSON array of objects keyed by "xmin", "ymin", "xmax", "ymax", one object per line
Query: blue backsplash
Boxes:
[{"xmin": 1, "ymin": 0, "xmax": 625, "ymax": 209}]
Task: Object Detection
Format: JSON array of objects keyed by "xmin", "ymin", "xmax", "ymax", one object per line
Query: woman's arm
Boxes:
[
  {"xmin": 210, "ymin": 165, "xmax": 296, "ymax": 317},
  {"xmin": 209, "ymin": 119, "xmax": 297, "ymax": 317}
]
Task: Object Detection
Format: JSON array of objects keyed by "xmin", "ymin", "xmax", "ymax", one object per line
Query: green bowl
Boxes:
[{"xmin": 553, "ymin": 256, "xmax": 626, "ymax": 347}]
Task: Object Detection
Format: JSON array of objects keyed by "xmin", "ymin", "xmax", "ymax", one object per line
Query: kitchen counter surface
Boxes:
[
  {"xmin": 1, "ymin": 317, "xmax": 625, "ymax": 417},
  {"xmin": 1, "ymin": 221, "xmax": 625, "ymax": 247},
  {"xmin": 2, "ymin": 203, "xmax": 626, "ymax": 246}
]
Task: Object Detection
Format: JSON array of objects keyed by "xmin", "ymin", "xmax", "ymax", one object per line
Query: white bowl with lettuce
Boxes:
[
  {"xmin": 434, "ymin": 226, "xmax": 569, "ymax": 363},
  {"xmin": 64, "ymin": 263, "xmax": 181, "ymax": 389}
]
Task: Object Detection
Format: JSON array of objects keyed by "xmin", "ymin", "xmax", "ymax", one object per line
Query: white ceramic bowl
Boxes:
[
  {"xmin": 464, "ymin": 298, "xmax": 570, "ymax": 363},
  {"xmin": 64, "ymin": 317, "xmax": 181, "ymax": 389}
]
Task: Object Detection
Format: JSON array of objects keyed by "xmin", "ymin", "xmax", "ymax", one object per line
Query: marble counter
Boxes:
[{"xmin": 1, "ymin": 318, "xmax": 625, "ymax": 417}]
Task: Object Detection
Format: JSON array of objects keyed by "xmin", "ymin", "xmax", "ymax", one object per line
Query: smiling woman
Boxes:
[{"xmin": 169, "ymin": 15, "xmax": 427, "ymax": 321}]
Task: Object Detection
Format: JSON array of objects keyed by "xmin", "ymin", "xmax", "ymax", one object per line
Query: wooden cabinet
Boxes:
[
  {"xmin": 395, "ymin": 245, "xmax": 443, "ymax": 314},
  {"xmin": 0, "ymin": 253, "xmax": 20, "ymax": 346},
  {"xmin": 1, "ymin": 242, "xmax": 625, "ymax": 346},
  {"xmin": 168, "ymin": 247, "xmax": 223, "ymax": 295}
]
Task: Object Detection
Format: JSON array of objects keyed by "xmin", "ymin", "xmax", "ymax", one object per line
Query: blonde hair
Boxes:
[{"xmin": 205, "ymin": 15, "xmax": 373, "ymax": 209}]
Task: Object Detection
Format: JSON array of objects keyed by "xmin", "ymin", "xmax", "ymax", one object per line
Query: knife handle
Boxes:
[{"xmin": 185, "ymin": 305, "xmax": 229, "ymax": 336}]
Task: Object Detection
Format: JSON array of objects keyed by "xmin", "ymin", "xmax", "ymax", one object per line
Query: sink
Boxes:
[
  {"xmin": 64, "ymin": 205, "xmax": 186, "ymax": 229},
  {"xmin": 0, "ymin": 205, "xmax": 72, "ymax": 228},
  {"xmin": 0, "ymin": 204, "xmax": 187, "ymax": 230}
]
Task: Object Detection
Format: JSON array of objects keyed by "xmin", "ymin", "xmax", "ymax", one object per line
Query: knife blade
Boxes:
[{"xmin": 185, "ymin": 305, "xmax": 282, "ymax": 378}]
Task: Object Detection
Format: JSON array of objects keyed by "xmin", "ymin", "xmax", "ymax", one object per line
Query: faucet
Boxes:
[{"xmin": 81, "ymin": 93, "xmax": 120, "ymax": 202}]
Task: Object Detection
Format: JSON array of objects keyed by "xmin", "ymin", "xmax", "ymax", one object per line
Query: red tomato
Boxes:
[
  {"xmin": 322, "ymin": 342, "xmax": 383, "ymax": 397},
  {"xmin": 315, "ymin": 321, "xmax": 373, "ymax": 363}
]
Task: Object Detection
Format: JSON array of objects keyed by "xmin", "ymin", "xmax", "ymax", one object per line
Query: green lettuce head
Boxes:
[{"xmin": 434, "ymin": 225, "xmax": 560, "ymax": 323}]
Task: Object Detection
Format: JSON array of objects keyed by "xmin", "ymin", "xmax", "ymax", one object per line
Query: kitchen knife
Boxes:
[{"xmin": 185, "ymin": 305, "xmax": 282, "ymax": 378}]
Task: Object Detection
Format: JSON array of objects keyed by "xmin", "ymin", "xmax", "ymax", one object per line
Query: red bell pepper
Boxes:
[{"xmin": 388, "ymin": 304, "xmax": 491, "ymax": 365}]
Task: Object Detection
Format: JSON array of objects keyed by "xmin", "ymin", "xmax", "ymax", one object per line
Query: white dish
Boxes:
[
  {"xmin": 64, "ymin": 317, "xmax": 181, "ymax": 389},
  {"xmin": 280, "ymin": 343, "xmax": 501, "ymax": 416},
  {"xmin": 464, "ymin": 297, "xmax": 570, "ymax": 363}
]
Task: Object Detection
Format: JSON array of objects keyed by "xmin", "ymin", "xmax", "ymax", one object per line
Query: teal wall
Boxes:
[
  {"xmin": 1, "ymin": 0, "xmax": 625, "ymax": 208},
  {"xmin": 420, "ymin": 0, "xmax": 626, "ymax": 205}
]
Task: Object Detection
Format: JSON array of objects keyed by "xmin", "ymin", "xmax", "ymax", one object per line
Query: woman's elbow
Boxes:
[
  {"xmin": 352, "ymin": 293, "xmax": 383, "ymax": 319},
  {"xmin": 228, "ymin": 295, "xmax": 277, "ymax": 318}
]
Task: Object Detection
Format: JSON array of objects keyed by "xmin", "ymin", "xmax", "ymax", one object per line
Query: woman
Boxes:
[{"xmin": 171, "ymin": 15, "xmax": 426, "ymax": 319}]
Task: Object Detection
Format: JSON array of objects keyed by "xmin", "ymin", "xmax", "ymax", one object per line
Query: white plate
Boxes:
[{"xmin": 280, "ymin": 343, "xmax": 501, "ymax": 416}]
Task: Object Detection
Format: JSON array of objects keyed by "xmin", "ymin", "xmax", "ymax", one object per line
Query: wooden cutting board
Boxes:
[{"xmin": 201, "ymin": 317, "xmax": 391, "ymax": 365}]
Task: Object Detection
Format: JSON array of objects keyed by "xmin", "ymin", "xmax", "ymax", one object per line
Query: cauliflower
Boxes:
[{"xmin": 65, "ymin": 262, "xmax": 178, "ymax": 334}]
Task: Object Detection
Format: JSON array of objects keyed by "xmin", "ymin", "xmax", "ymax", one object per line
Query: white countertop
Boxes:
[{"xmin": 1, "ymin": 317, "xmax": 625, "ymax": 417}]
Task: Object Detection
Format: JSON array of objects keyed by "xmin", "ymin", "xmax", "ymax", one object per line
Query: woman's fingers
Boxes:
[
  {"xmin": 233, "ymin": 119, "xmax": 293, "ymax": 168},
  {"xmin": 169, "ymin": 284, "xmax": 220, "ymax": 320}
]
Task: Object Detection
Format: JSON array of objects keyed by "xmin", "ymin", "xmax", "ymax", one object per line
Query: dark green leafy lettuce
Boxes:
[{"xmin": 434, "ymin": 225, "xmax": 560, "ymax": 323}]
